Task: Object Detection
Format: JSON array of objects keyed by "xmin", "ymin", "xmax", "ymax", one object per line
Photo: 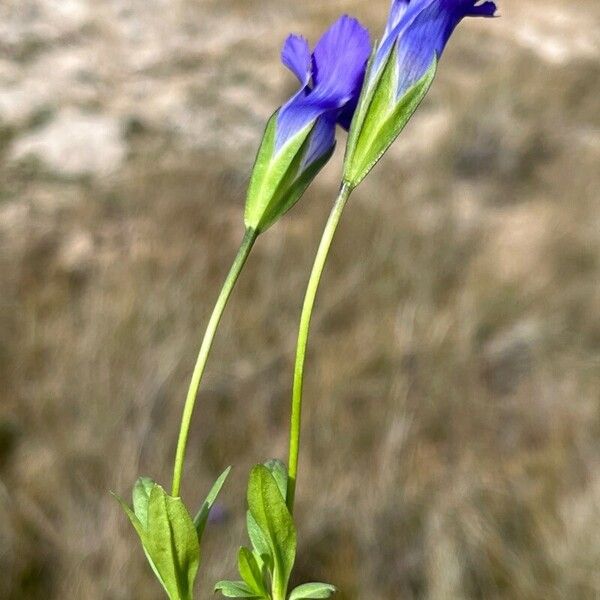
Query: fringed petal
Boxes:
[
  {"xmin": 276, "ymin": 16, "xmax": 371, "ymax": 152},
  {"xmin": 281, "ymin": 35, "xmax": 312, "ymax": 86}
]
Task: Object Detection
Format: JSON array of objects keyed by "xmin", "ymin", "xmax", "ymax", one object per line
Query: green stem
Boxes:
[
  {"xmin": 171, "ymin": 227, "xmax": 258, "ymax": 497},
  {"xmin": 286, "ymin": 183, "xmax": 353, "ymax": 513}
]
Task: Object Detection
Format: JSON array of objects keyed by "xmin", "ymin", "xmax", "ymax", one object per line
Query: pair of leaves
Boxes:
[
  {"xmin": 115, "ymin": 467, "xmax": 230, "ymax": 600},
  {"xmin": 343, "ymin": 42, "xmax": 438, "ymax": 188},
  {"xmin": 216, "ymin": 460, "xmax": 335, "ymax": 600}
]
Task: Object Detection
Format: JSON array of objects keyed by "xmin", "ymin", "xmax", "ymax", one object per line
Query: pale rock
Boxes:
[{"xmin": 10, "ymin": 109, "xmax": 126, "ymax": 177}]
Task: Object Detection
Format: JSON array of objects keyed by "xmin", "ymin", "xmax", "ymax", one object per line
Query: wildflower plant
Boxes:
[
  {"xmin": 116, "ymin": 2, "xmax": 497, "ymax": 598},
  {"xmin": 115, "ymin": 13, "xmax": 370, "ymax": 600}
]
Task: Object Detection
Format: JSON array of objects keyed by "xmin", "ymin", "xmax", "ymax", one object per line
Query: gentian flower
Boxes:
[
  {"xmin": 245, "ymin": 16, "xmax": 370, "ymax": 233},
  {"xmin": 343, "ymin": 0, "xmax": 497, "ymax": 187}
]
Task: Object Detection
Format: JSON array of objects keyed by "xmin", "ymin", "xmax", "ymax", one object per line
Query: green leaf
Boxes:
[
  {"xmin": 237, "ymin": 547, "xmax": 268, "ymax": 597},
  {"xmin": 343, "ymin": 47, "xmax": 437, "ymax": 187},
  {"xmin": 247, "ymin": 465, "xmax": 296, "ymax": 600},
  {"xmin": 144, "ymin": 484, "xmax": 200, "ymax": 600},
  {"xmin": 247, "ymin": 511, "xmax": 270, "ymax": 559},
  {"xmin": 263, "ymin": 459, "xmax": 288, "ymax": 502},
  {"xmin": 246, "ymin": 510, "xmax": 272, "ymax": 583},
  {"xmin": 113, "ymin": 488, "xmax": 169, "ymax": 595},
  {"xmin": 133, "ymin": 476, "xmax": 155, "ymax": 528},
  {"xmin": 214, "ymin": 580, "xmax": 263, "ymax": 598},
  {"xmin": 193, "ymin": 466, "xmax": 231, "ymax": 541},
  {"xmin": 289, "ymin": 583, "xmax": 337, "ymax": 600},
  {"xmin": 111, "ymin": 492, "xmax": 145, "ymax": 535},
  {"xmin": 113, "ymin": 490, "xmax": 147, "ymax": 540},
  {"xmin": 118, "ymin": 483, "xmax": 202, "ymax": 599}
]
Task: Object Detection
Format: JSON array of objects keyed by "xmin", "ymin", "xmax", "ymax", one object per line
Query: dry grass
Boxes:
[{"xmin": 1, "ymin": 1, "xmax": 600, "ymax": 598}]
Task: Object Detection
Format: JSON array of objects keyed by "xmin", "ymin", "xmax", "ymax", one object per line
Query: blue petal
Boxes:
[
  {"xmin": 311, "ymin": 15, "xmax": 371, "ymax": 106},
  {"xmin": 276, "ymin": 16, "xmax": 371, "ymax": 151},
  {"xmin": 374, "ymin": 0, "xmax": 497, "ymax": 95},
  {"xmin": 337, "ymin": 96, "xmax": 359, "ymax": 131},
  {"xmin": 300, "ymin": 113, "xmax": 337, "ymax": 172},
  {"xmin": 281, "ymin": 35, "xmax": 312, "ymax": 86},
  {"xmin": 275, "ymin": 94, "xmax": 324, "ymax": 153},
  {"xmin": 383, "ymin": 0, "xmax": 412, "ymax": 38}
]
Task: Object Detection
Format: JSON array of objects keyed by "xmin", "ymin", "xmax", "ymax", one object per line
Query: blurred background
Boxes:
[{"xmin": 1, "ymin": 0, "xmax": 599, "ymax": 598}]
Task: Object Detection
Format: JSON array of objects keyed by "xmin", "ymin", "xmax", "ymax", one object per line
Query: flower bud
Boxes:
[{"xmin": 245, "ymin": 16, "xmax": 371, "ymax": 233}]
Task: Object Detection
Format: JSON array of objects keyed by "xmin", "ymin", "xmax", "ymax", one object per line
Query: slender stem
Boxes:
[
  {"xmin": 286, "ymin": 183, "xmax": 353, "ymax": 512},
  {"xmin": 171, "ymin": 227, "xmax": 258, "ymax": 497}
]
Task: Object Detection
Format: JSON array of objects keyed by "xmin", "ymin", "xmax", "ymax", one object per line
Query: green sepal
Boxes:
[
  {"xmin": 247, "ymin": 464, "xmax": 296, "ymax": 600},
  {"xmin": 244, "ymin": 112, "xmax": 334, "ymax": 233},
  {"xmin": 343, "ymin": 45, "xmax": 438, "ymax": 188},
  {"xmin": 343, "ymin": 43, "xmax": 379, "ymax": 178},
  {"xmin": 114, "ymin": 480, "xmax": 200, "ymax": 600},
  {"xmin": 289, "ymin": 583, "xmax": 337, "ymax": 599},
  {"xmin": 194, "ymin": 466, "xmax": 231, "ymax": 541},
  {"xmin": 214, "ymin": 580, "xmax": 263, "ymax": 598}
]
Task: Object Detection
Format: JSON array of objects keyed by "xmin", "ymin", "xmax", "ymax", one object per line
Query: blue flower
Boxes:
[
  {"xmin": 343, "ymin": 0, "xmax": 497, "ymax": 187},
  {"xmin": 245, "ymin": 16, "xmax": 371, "ymax": 232},
  {"xmin": 277, "ymin": 16, "xmax": 371, "ymax": 166},
  {"xmin": 374, "ymin": 0, "xmax": 497, "ymax": 97}
]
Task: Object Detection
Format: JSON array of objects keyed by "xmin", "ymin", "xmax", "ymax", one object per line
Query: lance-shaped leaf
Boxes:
[
  {"xmin": 263, "ymin": 458, "xmax": 288, "ymax": 502},
  {"xmin": 289, "ymin": 583, "xmax": 337, "ymax": 600},
  {"xmin": 246, "ymin": 509, "xmax": 272, "ymax": 583},
  {"xmin": 145, "ymin": 485, "xmax": 200, "ymax": 600},
  {"xmin": 193, "ymin": 466, "xmax": 231, "ymax": 541},
  {"xmin": 247, "ymin": 465, "xmax": 296, "ymax": 600},
  {"xmin": 133, "ymin": 476, "xmax": 155, "ymax": 528},
  {"xmin": 247, "ymin": 510, "xmax": 270, "ymax": 560},
  {"xmin": 237, "ymin": 546, "xmax": 269, "ymax": 598},
  {"xmin": 130, "ymin": 477, "xmax": 170, "ymax": 591},
  {"xmin": 214, "ymin": 580, "xmax": 263, "ymax": 598},
  {"xmin": 114, "ymin": 480, "xmax": 200, "ymax": 600}
]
